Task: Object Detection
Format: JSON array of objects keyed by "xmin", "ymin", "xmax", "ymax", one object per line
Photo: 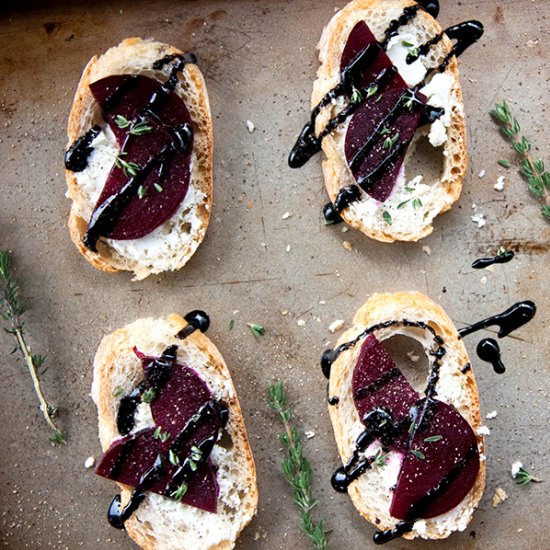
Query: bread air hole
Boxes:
[
  {"xmin": 380, "ymin": 334, "xmax": 429, "ymax": 393},
  {"xmin": 405, "ymin": 133, "xmax": 444, "ymax": 185},
  {"xmin": 217, "ymin": 429, "xmax": 234, "ymax": 451}
]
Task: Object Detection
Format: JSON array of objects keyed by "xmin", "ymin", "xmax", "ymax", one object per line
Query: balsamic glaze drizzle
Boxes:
[
  {"xmin": 373, "ymin": 521, "xmax": 414, "ymax": 545},
  {"xmin": 64, "ymin": 125, "xmax": 100, "ymax": 172},
  {"xmin": 458, "ymin": 301, "xmax": 536, "ymax": 339},
  {"xmin": 472, "ymin": 250, "xmax": 514, "ymax": 269},
  {"xmin": 289, "ymin": 3, "xmax": 483, "ymax": 221}
]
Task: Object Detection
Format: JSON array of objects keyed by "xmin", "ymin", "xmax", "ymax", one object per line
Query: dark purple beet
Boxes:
[
  {"xmin": 390, "ymin": 398, "xmax": 480, "ymax": 520},
  {"xmin": 95, "ymin": 350, "xmax": 220, "ymax": 514},
  {"xmin": 344, "ymin": 89, "xmax": 424, "ymax": 202},
  {"xmin": 352, "ymin": 334, "xmax": 417, "ymax": 451},
  {"xmin": 341, "ymin": 22, "xmax": 426, "ymax": 202},
  {"xmin": 351, "ymin": 335, "xmax": 480, "ymax": 520},
  {"xmin": 88, "ymin": 74, "xmax": 193, "ymax": 240}
]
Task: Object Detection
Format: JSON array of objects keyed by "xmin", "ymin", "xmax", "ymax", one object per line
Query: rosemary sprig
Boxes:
[
  {"xmin": 268, "ymin": 381, "xmax": 329, "ymax": 550},
  {"xmin": 0, "ymin": 251, "xmax": 65, "ymax": 444},
  {"xmin": 491, "ymin": 100, "xmax": 550, "ymax": 220}
]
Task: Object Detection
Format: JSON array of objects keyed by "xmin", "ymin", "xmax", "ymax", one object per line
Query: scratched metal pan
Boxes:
[{"xmin": 0, "ymin": 0, "xmax": 547, "ymax": 548}]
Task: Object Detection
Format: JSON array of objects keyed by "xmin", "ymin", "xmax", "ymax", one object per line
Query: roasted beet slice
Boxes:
[
  {"xmin": 95, "ymin": 349, "xmax": 221, "ymax": 514},
  {"xmin": 95, "ymin": 429, "xmax": 219, "ymax": 513},
  {"xmin": 351, "ymin": 334, "xmax": 480, "ymax": 520},
  {"xmin": 340, "ymin": 22, "xmax": 405, "ymax": 91},
  {"xmin": 341, "ymin": 21, "xmax": 426, "ymax": 202},
  {"xmin": 390, "ymin": 398, "xmax": 480, "ymax": 520},
  {"xmin": 88, "ymin": 74, "xmax": 193, "ymax": 240}
]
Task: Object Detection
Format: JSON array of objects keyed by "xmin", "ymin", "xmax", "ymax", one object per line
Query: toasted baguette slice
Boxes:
[
  {"xmin": 66, "ymin": 38, "xmax": 213, "ymax": 280},
  {"xmin": 328, "ymin": 291, "xmax": 485, "ymax": 540},
  {"xmin": 315, "ymin": 0, "xmax": 468, "ymax": 242},
  {"xmin": 92, "ymin": 314, "xmax": 257, "ymax": 550}
]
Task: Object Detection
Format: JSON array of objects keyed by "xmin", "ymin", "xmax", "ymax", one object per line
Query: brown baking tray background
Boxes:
[{"xmin": 0, "ymin": 1, "xmax": 548, "ymax": 548}]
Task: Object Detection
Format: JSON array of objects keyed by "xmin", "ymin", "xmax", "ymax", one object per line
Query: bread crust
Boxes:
[
  {"xmin": 92, "ymin": 314, "xmax": 258, "ymax": 549},
  {"xmin": 328, "ymin": 291, "xmax": 485, "ymax": 540},
  {"xmin": 313, "ymin": 0, "xmax": 468, "ymax": 242},
  {"xmin": 66, "ymin": 37, "xmax": 213, "ymax": 279}
]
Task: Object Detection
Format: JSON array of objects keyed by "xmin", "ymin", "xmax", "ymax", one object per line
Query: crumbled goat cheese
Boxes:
[
  {"xmin": 246, "ymin": 120, "xmax": 255, "ymax": 133},
  {"xmin": 494, "ymin": 175, "xmax": 505, "ymax": 191},
  {"xmin": 478, "ymin": 169, "xmax": 486, "ymax": 178},
  {"xmin": 471, "ymin": 213, "xmax": 486, "ymax": 228},
  {"xmin": 84, "ymin": 456, "xmax": 95, "ymax": 469},
  {"xmin": 486, "ymin": 410, "xmax": 498, "ymax": 419},
  {"xmin": 477, "ymin": 426, "xmax": 491, "ymax": 436},
  {"xmin": 511, "ymin": 461, "xmax": 523, "ymax": 478}
]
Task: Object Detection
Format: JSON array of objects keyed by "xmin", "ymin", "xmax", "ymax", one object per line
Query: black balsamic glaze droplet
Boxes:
[
  {"xmin": 184, "ymin": 310, "xmax": 210, "ymax": 333},
  {"xmin": 416, "ymin": 0, "xmax": 439, "ymax": 18},
  {"xmin": 476, "ymin": 338, "xmax": 505, "ymax": 374},
  {"xmin": 373, "ymin": 521, "xmax": 414, "ymax": 545},
  {"xmin": 321, "ymin": 349, "xmax": 337, "ymax": 379},
  {"xmin": 107, "ymin": 494, "xmax": 125, "ymax": 529},
  {"xmin": 323, "ymin": 202, "xmax": 343, "ymax": 225},
  {"xmin": 331, "ymin": 467, "xmax": 351, "ymax": 492},
  {"xmin": 328, "ymin": 396, "xmax": 340, "ymax": 406},
  {"xmin": 472, "ymin": 250, "xmax": 514, "ymax": 269},
  {"xmin": 65, "ymin": 125, "xmax": 100, "ymax": 172}
]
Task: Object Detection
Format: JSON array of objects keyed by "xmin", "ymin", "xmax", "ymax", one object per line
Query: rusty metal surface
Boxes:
[{"xmin": 0, "ymin": 1, "xmax": 548, "ymax": 549}]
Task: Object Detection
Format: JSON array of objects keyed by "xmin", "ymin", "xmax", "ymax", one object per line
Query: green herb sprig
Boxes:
[
  {"xmin": 268, "ymin": 381, "xmax": 329, "ymax": 550},
  {"xmin": 248, "ymin": 323, "xmax": 265, "ymax": 337},
  {"xmin": 491, "ymin": 100, "xmax": 550, "ymax": 220},
  {"xmin": 0, "ymin": 251, "xmax": 65, "ymax": 444},
  {"xmin": 115, "ymin": 157, "xmax": 141, "ymax": 177},
  {"xmin": 514, "ymin": 466, "xmax": 542, "ymax": 486}
]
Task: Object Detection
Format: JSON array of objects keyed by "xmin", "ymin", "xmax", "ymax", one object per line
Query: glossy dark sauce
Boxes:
[
  {"xmin": 64, "ymin": 125, "xmax": 100, "ymax": 172},
  {"xmin": 472, "ymin": 250, "xmax": 514, "ymax": 269},
  {"xmin": 289, "ymin": 2, "xmax": 483, "ymax": 222},
  {"xmin": 476, "ymin": 338, "xmax": 505, "ymax": 374},
  {"xmin": 374, "ymin": 521, "xmax": 413, "ymax": 545},
  {"xmin": 176, "ymin": 310, "xmax": 211, "ymax": 340}
]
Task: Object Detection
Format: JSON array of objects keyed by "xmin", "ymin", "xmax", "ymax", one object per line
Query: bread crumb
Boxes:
[
  {"xmin": 319, "ymin": 300, "xmax": 326, "ymax": 305},
  {"xmin": 477, "ymin": 426, "xmax": 490, "ymax": 436},
  {"xmin": 526, "ymin": 39, "xmax": 539, "ymax": 47},
  {"xmin": 492, "ymin": 487, "xmax": 508, "ymax": 508},
  {"xmin": 246, "ymin": 120, "xmax": 255, "ymax": 133},
  {"xmin": 342, "ymin": 240, "xmax": 353, "ymax": 251},
  {"xmin": 422, "ymin": 245, "xmax": 431, "ymax": 255},
  {"xmin": 518, "ymin": 528, "xmax": 523, "ymax": 533},
  {"xmin": 471, "ymin": 213, "xmax": 486, "ymax": 228},
  {"xmin": 329, "ymin": 319, "xmax": 345, "ymax": 333},
  {"xmin": 281, "ymin": 310, "xmax": 288, "ymax": 316},
  {"xmin": 286, "ymin": 244, "xmax": 291, "ymax": 252},
  {"xmin": 305, "ymin": 431, "xmax": 316, "ymax": 439},
  {"xmin": 281, "ymin": 211, "xmax": 291, "ymax": 220},
  {"xmin": 478, "ymin": 169, "xmax": 486, "ymax": 178},
  {"xmin": 297, "ymin": 319, "xmax": 306, "ymax": 327},
  {"xmin": 341, "ymin": 226, "xmax": 349, "ymax": 233},
  {"xmin": 486, "ymin": 410, "xmax": 498, "ymax": 419},
  {"xmin": 84, "ymin": 456, "xmax": 95, "ymax": 469},
  {"xmin": 494, "ymin": 175, "xmax": 505, "ymax": 191}
]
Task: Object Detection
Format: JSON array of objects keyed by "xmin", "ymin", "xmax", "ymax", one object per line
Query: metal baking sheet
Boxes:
[{"xmin": 0, "ymin": 1, "xmax": 548, "ymax": 548}]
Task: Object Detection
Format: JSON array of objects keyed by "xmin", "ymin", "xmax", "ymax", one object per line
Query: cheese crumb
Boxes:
[
  {"xmin": 281, "ymin": 211, "xmax": 291, "ymax": 220},
  {"xmin": 329, "ymin": 319, "xmax": 345, "ymax": 333},
  {"xmin": 422, "ymin": 245, "xmax": 431, "ymax": 256},
  {"xmin": 494, "ymin": 175, "xmax": 506, "ymax": 191},
  {"xmin": 486, "ymin": 410, "xmax": 498, "ymax": 419},
  {"xmin": 246, "ymin": 120, "xmax": 255, "ymax": 133},
  {"xmin": 84, "ymin": 456, "xmax": 95, "ymax": 469},
  {"xmin": 286, "ymin": 244, "xmax": 291, "ymax": 252},
  {"xmin": 471, "ymin": 213, "xmax": 486, "ymax": 228},
  {"xmin": 297, "ymin": 319, "xmax": 306, "ymax": 327},
  {"xmin": 477, "ymin": 426, "xmax": 490, "ymax": 436},
  {"xmin": 511, "ymin": 461, "xmax": 523, "ymax": 478},
  {"xmin": 305, "ymin": 431, "xmax": 316, "ymax": 439},
  {"xmin": 478, "ymin": 169, "xmax": 486, "ymax": 178}
]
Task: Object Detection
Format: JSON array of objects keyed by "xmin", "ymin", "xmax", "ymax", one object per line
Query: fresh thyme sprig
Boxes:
[
  {"xmin": 115, "ymin": 157, "xmax": 141, "ymax": 177},
  {"xmin": 512, "ymin": 464, "xmax": 542, "ymax": 486},
  {"xmin": 0, "ymin": 251, "xmax": 65, "ymax": 444},
  {"xmin": 267, "ymin": 381, "xmax": 329, "ymax": 550},
  {"xmin": 491, "ymin": 100, "xmax": 550, "ymax": 221}
]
